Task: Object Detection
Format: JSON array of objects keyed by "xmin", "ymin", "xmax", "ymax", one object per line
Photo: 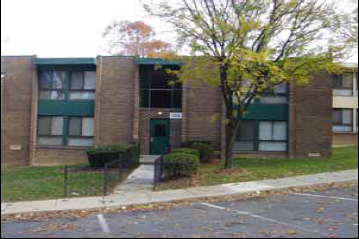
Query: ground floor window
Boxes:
[
  {"xmin": 333, "ymin": 108, "xmax": 354, "ymax": 132},
  {"xmin": 37, "ymin": 116, "xmax": 94, "ymax": 147},
  {"xmin": 235, "ymin": 120, "xmax": 288, "ymax": 152}
]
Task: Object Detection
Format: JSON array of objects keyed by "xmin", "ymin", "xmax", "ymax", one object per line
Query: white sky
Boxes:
[{"xmin": 1, "ymin": 0, "xmax": 358, "ymax": 63}]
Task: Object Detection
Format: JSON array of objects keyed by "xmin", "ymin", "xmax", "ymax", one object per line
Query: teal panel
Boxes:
[
  {"xmin": 135, "ymin": 58, "xmax": 183, "ymax": 66},
  {"xmin": 35, "ymin": 58, "xmax": 96, "ymax": 65},
  {"xmin": 241, "ymin": 104, "xmax": 288, "ymax": 121},
  {"xmin": 38, "ymin": 100, "xmax": 95, "ymax": 116}
]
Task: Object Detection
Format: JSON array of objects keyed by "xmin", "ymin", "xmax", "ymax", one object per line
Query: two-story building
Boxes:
[{"xmin": 1, "ymin": 55, "xmax": 347, "ymax": 166}]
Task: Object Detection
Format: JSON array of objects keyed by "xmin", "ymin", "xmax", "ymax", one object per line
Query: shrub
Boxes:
[
  {"xmin": 191, "ymin": 142, "xmax": 214, "ymax": 164},
  {"xmin": 87, "ymin": 142, "xmax": 140, "ymax": 168},
  {"xmin": 163, "ymin": 153, "xmax": 200, "ymax": 179},
  {"xmin": 171, "ymin": 148, "xmax": 200, "ymax": 158}
]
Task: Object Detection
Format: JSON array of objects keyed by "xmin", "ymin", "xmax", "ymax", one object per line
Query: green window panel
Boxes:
[{"xmin": 38, "ymin": 100, "xmax": 95, "ymax": 116}]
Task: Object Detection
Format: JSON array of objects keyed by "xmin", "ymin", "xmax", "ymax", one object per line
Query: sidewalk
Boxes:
[{"xmin": 1, "ymin": 169, "xmax": 358, "ymax": 215}]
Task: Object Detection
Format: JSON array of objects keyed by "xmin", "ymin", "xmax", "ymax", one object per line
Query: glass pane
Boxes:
[
  {"xmin": 69, "ymin": 91, "xmax": 96, "ymax": 100},
  {"xmin": 259, "ymin": 142, "xmax": 287, "ymax": 152},
  {"xmin": 38, "ymin": 117, "xmax": 51, "ymax": 135},
  {"xmin": 52, "ymin": 72, "xmax": 66, "ymax": 89},
  {"xmin": 71, "ymin": 72, "xmax": 84, "ymax": 90},
  {"xmin": 39, "ymin": 72, "xmax": 52, "ymax": 89},
  {"xmin": 237, "ymin": 121, "xmax": 255, "ymax": 141},
  {"xmin": 154, "ymin": 124, "xmax": 166, "ymax": 137},
  {"xmin": 273, "ymin": 122, "xmax": 287, "ymax": 141},
  {"xmin": 38, "ymin": 137, "xmax": 63, "ymax": 146},
  {"xmin": 333, "ymin": 109, "xmax": 342, "ymax": 124},
  {"xmin": 82, "ymin": 118, "xmax": 95, "ymax": 137},
  {"xmin": 333, "ymin": 126, "xmax": 353, "ymax": 132},
  {"xmin": 51, "ymin": 117, "xmax": 64, "ymax": 136},
  {"xmin": 259, "ymin": 121, "xmax": 273, "ymax": 141},
  {"xmin": 151, "ymin": 69, "xmax": 173, "ymax": 89},
  {"xmin": 274, "ymin": 83, "xmax": 288, "ymax": 94},
  {"xmin": 333, "ymin": 75, "xmax": 342, "ymax": 88},
  {"xmin": 140, "ymin": 90, "xmax": 149, "ymax": 108},
  {"xmin": 343, "ymin": 73, "xmax": 353, "ymax": 88},
  {"xmin": 39, "ymin": 91, "xmax": 51, "ymax": 100},
  {"xmin": 234, "ymin": 141, "xmax": 255, "ymax": 151},
  {"xmin": 150, "ymin": 90, "xmax": 172, "ymax": 108},
  {"xmin": 173, "ymin": 90, "xmax": 182, "ymax": 108},
  {"xmin": 259, "ymin": 96, "xmax": 288, "ymax": 104},
  {"xmin": 342, "ymin": 109, "xmax": 353, "ymax": 124},
  {"xmin": 333, "ymin": 89, "xmax": 353, "ymax": 96},
  {"xmin": 84, "ymin": 72, "xmax": 97, "ymax": 90},
  {"xmin": 69, "ymin": 117, "xmax": 82, "ymax": 136},
  {"xmin": 68, "ymin": 138, "xmax": 94, "ymax": 147}
]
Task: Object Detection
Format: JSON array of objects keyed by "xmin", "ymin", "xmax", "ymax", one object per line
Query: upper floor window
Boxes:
[
  {"xmin": 39, "ymin": 70, "xmax": 96, "ymax": 100},
  {"xmin": 258, "ymin": 83, "xmax": 288, "ymax": 104},
  {"xmin": 140, "ymin": 67, "xmax": 182, "ymax": 109},
  {"xmin": 70, "ymin": 71, "xmax": 96, "ymax": 100},
  {"xmin": 39, "ymin": 71, "xmax": 66, "ymax": 100},
  {"xmin": 333, "ymin": 73, "xmax": 355, "ymax": 97}
]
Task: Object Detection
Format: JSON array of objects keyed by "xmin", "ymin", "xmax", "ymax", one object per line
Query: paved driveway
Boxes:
[{"xmin": 1, "ymin": 186, "xmax": 358, "ymax": 238}]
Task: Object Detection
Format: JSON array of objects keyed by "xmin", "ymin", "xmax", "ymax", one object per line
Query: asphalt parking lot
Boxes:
[{"xmin": 1, "ymin": 186, "xmax": 358, "ymax": 238}]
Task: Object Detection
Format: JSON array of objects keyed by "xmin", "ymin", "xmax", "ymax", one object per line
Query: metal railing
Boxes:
[{"xmin": 64, "ymin": 158, "xmax": 136, "ymax": 198}]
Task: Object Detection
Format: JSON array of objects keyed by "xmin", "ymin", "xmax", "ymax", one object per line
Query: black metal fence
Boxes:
[{"xmin": 64, "ymin": 158, "xmax": 135, "ymax": 198}]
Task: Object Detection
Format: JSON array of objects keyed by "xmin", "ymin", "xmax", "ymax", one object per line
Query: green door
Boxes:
[{"xmin": 150, "ymin": 119, "xmax": 170, "ymax": 155}]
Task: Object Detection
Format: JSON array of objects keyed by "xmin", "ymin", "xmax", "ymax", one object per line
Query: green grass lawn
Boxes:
[
  {"xmin": 1, "ymin": 166, "xmax": 105, "ymax": 203},
  {"xmin": 195, "ymin": 146, "xmax": 358, "ymax": 187},
  {"xmin": 158, "ymin": 146, "xmax": 358, "ymax": 190}
]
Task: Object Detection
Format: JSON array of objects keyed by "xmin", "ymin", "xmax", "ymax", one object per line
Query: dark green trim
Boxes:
[
  {"xmin": 34, "ymin": 58, "xmax": 96, "ymax": 66},
  {"xmin": 38, "ymin": 100, "xmax": 95, "ymax": 116},
  {"xmin": 136, "ymin": 58, "xmax": 183, "ymax": 66},
  {"xmin": 240, "ymin": 104, "xmax": 289, "ymax": 121}
]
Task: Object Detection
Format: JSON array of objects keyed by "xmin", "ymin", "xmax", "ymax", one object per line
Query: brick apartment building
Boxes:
[{"xmin": 1, "ymin": 55, "xmax": 356, "ymax": 166}]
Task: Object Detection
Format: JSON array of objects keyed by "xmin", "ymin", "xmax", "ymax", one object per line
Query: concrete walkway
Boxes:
[
  {"xmin": 113, "ymin": 155, "xmax": 160, "ymax": 194},
  {"xmin": 1, "ymin": 169, "xmax": 358, "ymax": 215}
]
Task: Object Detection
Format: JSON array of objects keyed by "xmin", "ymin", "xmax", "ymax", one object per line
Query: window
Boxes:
[
  {"xmin": 259, "ymin": 121, "xmax": 287, "ymax": 152},
  {"xmin": 234, "ymin": 120, "xmax": 255, "ymax": 151},
  {"xmin": 258, "ymin": 83, "xmax": 288, "ymax": 104},
  {"xmin": 333, "ymin": 73, "xmax": 354, "ymax": 96},
  {"xmin": 140, "ymin": 67, "xmax": 182, "ymax": 109},
  {"xmin": 333, "ymin": 109, "xmax": 353, "ymax": 132},
  {"xmin": 37, "ymin": 116, "xmax": 65, "ymax": 146},
  {"xmin": 39, "ymin": 71, "xmax": 66, "ymax": 100},
  {"xmin": 39, "ymin": 70, "xmax": 96, "ymax": 101},
  {"xmin": 69, "ymin": 71, "xmax": 96, "ymax": 100},
  {"xmin": 37, "ymin": 116, "xmax": 94, "ymax": 147},
  {"xmin": 68, "ymin": 117, "xmax": 95, "ymax": 147},
  {"xmin": 235, "ymin": 120, "xmax": 288, "ymax": 152}
]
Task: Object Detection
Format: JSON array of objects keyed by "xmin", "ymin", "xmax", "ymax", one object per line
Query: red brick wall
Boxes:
[
  {"xmin": 183, "ymin": 80, "xmax": 223, "ymax": 150},
  {"xmin": 288, "ymin": 73, "xmax": 333, "ymax": 158},
  {"xmin": 1, "ymin": 56, "xmax": 35, "ymax": 166},
  {"xmin": 95, "ymin": 56, "xmax": 137, "ymax": 145}
]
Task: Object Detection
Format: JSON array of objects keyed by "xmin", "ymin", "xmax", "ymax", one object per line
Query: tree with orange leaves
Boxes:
[{"xmin": 103, "ymin": 20, "xmax": 175, "ymax": 57}]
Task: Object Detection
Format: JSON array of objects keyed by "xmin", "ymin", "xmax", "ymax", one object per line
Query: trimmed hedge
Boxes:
[
  {"xmin": 191, "ymin": 142, "xmax": 214, "ymax": 164},
  {"xmin": 163, "ymin": 153, "xmax": 200, "ymax": 179},
  {"xmin": 171, "ymin": 148, "xmax": 200, "ymax": 158},
  {"xmin": 87, "ymin": 142, "xmax": 140, "ymax": 168}
]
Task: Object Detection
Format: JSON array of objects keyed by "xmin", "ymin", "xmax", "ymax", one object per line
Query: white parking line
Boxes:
[
  {"xmin": 292, "ymin": 193, "xmax": 359, "ymax": 202},
  {"xmin": 200, "ymin": 203, "xmax": 328, "ymax": 236},
  {"xmin": 97, "ymin": 213, "xmax": 111, "ymax": 234}
]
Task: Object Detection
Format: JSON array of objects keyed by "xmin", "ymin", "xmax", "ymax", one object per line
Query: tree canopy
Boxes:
[{"xmin": 145, "ymin": 0, "xmax": 356, "ymax": 168}]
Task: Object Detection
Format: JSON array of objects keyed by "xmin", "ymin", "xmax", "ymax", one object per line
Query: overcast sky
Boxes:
[{"xmin": 1, "ymin": 0, "xmax": 358, "ymax": 63}]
